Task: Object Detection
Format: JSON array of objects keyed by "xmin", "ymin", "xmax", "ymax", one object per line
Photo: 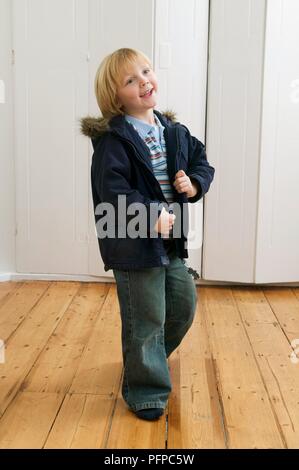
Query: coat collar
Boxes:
[
  {"xmin": 80, "ymin": 109, "xmax": 177, "ymax": 141},
  {"xmin": 80, "ymin": 109, "xmax": 180, "ymax": 181},
  {"xmin": 110, "ymin": 110, "xmax": 179, "ymax": 180}
]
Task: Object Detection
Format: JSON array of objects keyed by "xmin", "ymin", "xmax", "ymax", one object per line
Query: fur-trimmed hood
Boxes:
[{"xmin": 80, "ymin": 109, "xmax": 177, "ymax": 140}]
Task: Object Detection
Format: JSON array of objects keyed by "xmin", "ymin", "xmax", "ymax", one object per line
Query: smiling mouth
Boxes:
[{"xmin": 140, "ymin": 88, "xmax": 153, "ymax": 97}]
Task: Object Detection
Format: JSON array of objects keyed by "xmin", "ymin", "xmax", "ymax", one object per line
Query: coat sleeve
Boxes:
[
  {"xmin": 183, "ymin": 126, "xmax": 215, "ymax": 203},
  {"xmin": 91, "ymin": 136, "xmax": 164, "ymax": 234}
]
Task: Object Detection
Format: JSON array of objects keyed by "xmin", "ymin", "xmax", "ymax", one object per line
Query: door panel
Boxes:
[{"xmin": 14, "ymin": 0, "xmax": 89, "ymax": 274}]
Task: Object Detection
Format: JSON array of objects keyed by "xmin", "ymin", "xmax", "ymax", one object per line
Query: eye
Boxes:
[
  {"xmin": 126, "ymin": 78, "xmax": 134, "ymax": 85},
  {"xmin": 144, "ymin": 69, "xmax": 150, "ymax": 74}
]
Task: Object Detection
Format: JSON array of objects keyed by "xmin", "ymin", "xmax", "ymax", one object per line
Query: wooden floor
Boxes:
[{"xmin": 0, "ymin": 281, "xmax": 298, "ymax": 449}]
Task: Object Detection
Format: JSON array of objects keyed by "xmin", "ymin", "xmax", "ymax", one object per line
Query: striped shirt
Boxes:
[{"xmin": 125, "ymin": 113, "xmax": 175, "ymax": 204}]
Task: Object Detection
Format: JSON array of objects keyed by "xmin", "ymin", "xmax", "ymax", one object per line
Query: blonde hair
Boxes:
[{"xmin": 94, "ymin": 48, "xmax": 153, "ymax": 120}]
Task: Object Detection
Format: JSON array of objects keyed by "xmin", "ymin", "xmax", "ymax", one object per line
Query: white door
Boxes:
[
  {"xmin": 255, "ymin": 0, "xmax": 299, "ymax": 283},
  {"xmin": 154, "ymin": 0, "xmax": 209, "ymax": 280},
  {"xmin": 203, "ymin": 0, "xmax": 299, "ymax": 284},
  {"xmin": 203, "ymin": 0, "xmax": 266, "ymax": 283},
  {"xmin": 88, "ymin": 0, "xmax": 209, "ymax": 278},
  {"xmin": 13, "ymin": 0, "xmax": 90, "ymax": 275},
  {"xmin": 87, "ymin": 0, "xmax": 155, "ymax": 277}
]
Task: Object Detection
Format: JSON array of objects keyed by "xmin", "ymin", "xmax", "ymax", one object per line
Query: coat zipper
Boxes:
[
  {"xmin": 175, "ymin": 127, "xmax": 181, "ymax": 174},
  {"xmin": 111, "ymin": 128, "xmax": 200, "ymax": 268}
]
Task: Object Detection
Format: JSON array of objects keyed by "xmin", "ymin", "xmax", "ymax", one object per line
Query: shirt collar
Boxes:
[{"xmin": 125, "ymin": 113, "xmax": 165, "ymax": 140}]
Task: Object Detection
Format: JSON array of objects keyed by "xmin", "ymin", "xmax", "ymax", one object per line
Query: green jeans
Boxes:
[{"xmin": 113, "ymin": 240, "xmax": 197, "ymax": 412}]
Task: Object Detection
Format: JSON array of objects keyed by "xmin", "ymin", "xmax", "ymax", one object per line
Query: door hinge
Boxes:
[{"xmin": 11, "ymin": 49, "xmax": 15, "ymax": 66}]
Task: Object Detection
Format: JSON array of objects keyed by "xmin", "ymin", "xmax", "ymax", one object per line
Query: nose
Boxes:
[{"xmin": 139, "ymin": 74, "xmax": 149, "ymax": 85}]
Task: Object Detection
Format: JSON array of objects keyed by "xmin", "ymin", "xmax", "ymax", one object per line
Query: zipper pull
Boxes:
[
  {"xmin": 187, "ymin": 266, "xmax": 200, "ymax": 280},
  {"xmin": 182, "ymin": 259, "xmax": 200, "ymax": 280}
]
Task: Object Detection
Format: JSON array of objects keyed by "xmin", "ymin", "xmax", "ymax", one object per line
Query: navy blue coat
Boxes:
[{"xmin": 81, "ymin": 109, "xmax": 215, "ymax": 271}]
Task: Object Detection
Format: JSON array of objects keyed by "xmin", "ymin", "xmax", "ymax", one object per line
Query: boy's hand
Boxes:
[
  {"xmin": 154, "ymin": 207, "xmax": 176, "ymax": 235},
  {"xmin": 173, "ymin": 170, "xmax": 198, "ymax": 198}
]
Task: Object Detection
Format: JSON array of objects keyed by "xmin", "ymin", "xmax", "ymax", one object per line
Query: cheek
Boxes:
[
  {"xmin": 116, "ymin": 90, "xmax": 123, "ymax": 104},
  {"xmin": 123, "ymin": 87, "xmax": 135, "ymax": 98},
  {"xmin": 117, "ymin": 90, "xmax": 130, "ymax": 104}
]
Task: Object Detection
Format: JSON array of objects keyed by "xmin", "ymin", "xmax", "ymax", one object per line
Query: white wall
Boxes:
[{"xmin": 0, "ymin": 0, "xmax": 16, "ymax": 275}]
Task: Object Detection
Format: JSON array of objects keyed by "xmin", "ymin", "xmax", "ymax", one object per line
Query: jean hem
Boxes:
[{"xmin": 128, "ymin": 401, "xmax": 167, "ymax": 412}]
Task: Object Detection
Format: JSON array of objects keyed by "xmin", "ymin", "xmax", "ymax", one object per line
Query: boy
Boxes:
[{"xmin": 81, "ymin": 48, "xmax": 215, "ymax": 420}]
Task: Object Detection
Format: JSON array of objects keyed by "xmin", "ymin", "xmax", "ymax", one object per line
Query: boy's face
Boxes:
[{"xmin": 116, "ymin": 59, "xmax": 158, "ymax": 115}]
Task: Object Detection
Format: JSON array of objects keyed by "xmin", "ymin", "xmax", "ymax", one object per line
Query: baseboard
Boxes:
[
  {"xmin": 0, "ymin": 273, "xmax": 13, "ymax": 282},
  {"xmin": 0, "ymin": 272, "xmax": 298, "ymax": 287},
  {"xmin": 0, "ymin": 272, "xmax": 115, "ymax": 284}
]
